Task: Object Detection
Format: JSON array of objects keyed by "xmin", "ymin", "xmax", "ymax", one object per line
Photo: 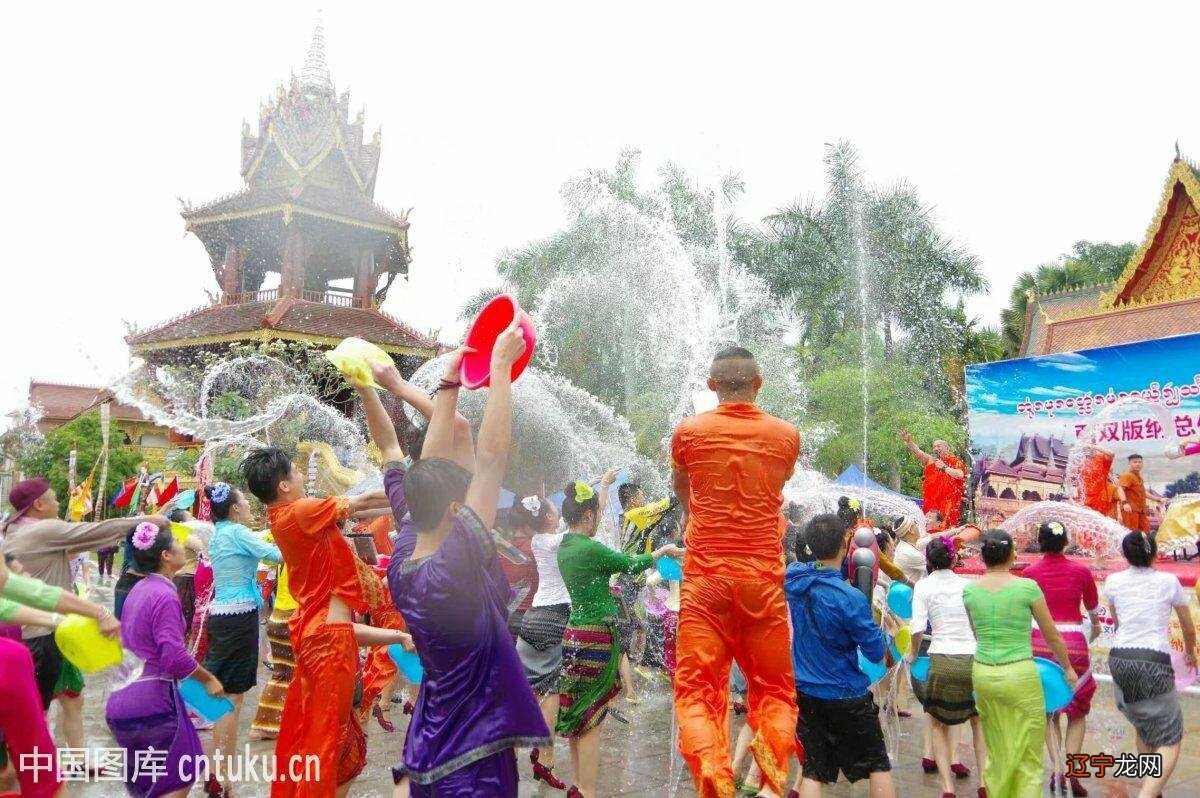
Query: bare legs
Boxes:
[
  {"xmin": 1135, "ymin": 735, "xmax": 1181, "ymax": 798},
  {"xmin": 619, "ymin": 653, "xmax": 639, "ymax": 702},
  {"xmin": 568, "ymin": 723, "xmax": 603, "ymax": 797},
  {"xmin": 930, "ymin": 718, "xmax": 956, "ymax": 794},
  {"xmin": 56, "ymin": 693, "xmax": 86, "ymax": 750},
  {"xmin": 212, "ymin": 693, "xmax": 245, "ymax": 792},
  {"xmin": 798, "ymin": 772, "xmax": 894, "ymax": 797},
  {"xmin": 536, "ymin": 692, "xmax": 561, "ymax": 773}
]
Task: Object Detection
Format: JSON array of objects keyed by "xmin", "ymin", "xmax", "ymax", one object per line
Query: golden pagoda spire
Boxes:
[{"xmin": 300, "ymin": 10, "xmax": 331, "ymax": 91}]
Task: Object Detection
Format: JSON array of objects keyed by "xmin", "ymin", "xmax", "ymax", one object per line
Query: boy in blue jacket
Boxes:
[{"xmin": 785, "ymin": 513, "xmax": 896, "ymax": 797}]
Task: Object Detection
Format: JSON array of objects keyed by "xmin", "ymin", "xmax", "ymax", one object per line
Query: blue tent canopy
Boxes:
[{"xmin": 833, "ymin": 464, "xmax": 922, "ymax": 508}]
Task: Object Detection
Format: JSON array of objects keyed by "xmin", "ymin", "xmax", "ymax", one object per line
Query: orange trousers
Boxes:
[
  {"xmin": 674, "ymin": 575, "xmax": 799, "ymax": 797},
  {"xmin": 272, "ymin": 623, "xmax": 365, "ymax": 797}
]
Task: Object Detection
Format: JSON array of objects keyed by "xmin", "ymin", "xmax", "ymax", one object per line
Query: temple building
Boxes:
[
  {"xmin": 126, "ymin": 22, "xmax": 438, "ymax": 373},
  {"xmin": 1020, "ymin": 156, "xmax": 1200, "ymax": 355},
  {"xmin": 973, "ymin": 434, "xmax": 1069, "ymax": 520}
]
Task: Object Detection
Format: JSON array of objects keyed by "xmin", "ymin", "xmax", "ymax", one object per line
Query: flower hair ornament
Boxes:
[
  {"xmin": 574, "ymin": 481, "xmax": 596, "ymax": 503},
  {"xmin": 1046, "ymin": 521, "xmax": 1066, "ymax": 537},
  {"xmin": 132, "ymin": 522, "xmax": 160, "ymax": 551},
  {"xmin": 521, "ymin": 495, "xmax": 543, "ymax": 517},
  {"xmin": 939, "ymin": 535, "xmax": 958, "ymax": 557},
  {"xmin": 210, "ymin": 482, "xmax": 231, "ymax": 504}
]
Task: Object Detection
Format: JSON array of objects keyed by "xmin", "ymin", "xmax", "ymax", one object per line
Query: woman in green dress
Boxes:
[
  {"xmin": 556, "ymin": 476, "xmax": 684, "ymax": 798},
  {"xmin": 962, "ymin": 530, "xmax": 1078, "ymax": 797}
]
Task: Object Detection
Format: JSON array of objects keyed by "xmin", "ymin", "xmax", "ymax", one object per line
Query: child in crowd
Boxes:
[{"xmin": 785, "ymin": 513, "xmax": 896, "ymax": 797}]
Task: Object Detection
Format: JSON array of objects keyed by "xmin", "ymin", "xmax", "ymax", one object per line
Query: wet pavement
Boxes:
[{"xmin": 57, "ymin": 583, "xmax": 1200, "ymax": 796}]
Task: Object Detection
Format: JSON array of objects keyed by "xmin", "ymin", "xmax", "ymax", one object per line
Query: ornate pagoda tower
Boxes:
[{"xmin": 128, "ymin": 22, "xmax": 438, "ymax": 371}]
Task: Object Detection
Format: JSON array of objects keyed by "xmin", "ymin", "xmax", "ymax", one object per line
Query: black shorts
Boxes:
[
  {"xmin": 204, "ymin": 610, "xmax": 260, "ymax": 695},
  {"xmin": 25, "ymin": 634, "xmax": 64, "ymax": 710},
  {"xmin": 797, "ymin": 691, "xmax": 891, "ymax": 784}
]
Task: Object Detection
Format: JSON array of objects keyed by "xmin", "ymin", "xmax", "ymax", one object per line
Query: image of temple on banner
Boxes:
[{"xmin": 964, "ymin": 332, "xmax": 1200, "ymax": 532}]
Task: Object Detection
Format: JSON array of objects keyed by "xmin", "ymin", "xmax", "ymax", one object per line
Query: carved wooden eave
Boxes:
[{"xmin": 1102, "ymin": 158, "xmax": 1200, "ymax": 308}]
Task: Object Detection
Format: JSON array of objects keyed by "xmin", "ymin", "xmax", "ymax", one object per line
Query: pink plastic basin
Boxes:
[{"xmin": 460, "ymin": 294, "xmax": 536, "ymax": 390}]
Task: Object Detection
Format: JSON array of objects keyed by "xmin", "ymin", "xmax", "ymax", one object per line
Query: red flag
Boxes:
[
  {"xmin": 112, "ymin": 477, "xmax": 138, "ymax": 509},
  {"xmin": 155, "ymin": 476, "xmax": 179, "ymax": 509}
]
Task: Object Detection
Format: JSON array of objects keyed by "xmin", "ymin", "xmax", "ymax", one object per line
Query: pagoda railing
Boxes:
[
  {"xmin": 301, "ymin": 289, "xmax": 364, "ymax": 308},
  {"xmin": 220, "ymin": 288, "xmax": 367, "ymax": 309},
  {"xmin": 223, "ymin": 288, "xmax": 278, "ymax": 305}
]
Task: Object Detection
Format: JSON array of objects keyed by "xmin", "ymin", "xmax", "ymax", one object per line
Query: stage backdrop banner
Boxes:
[{"xmin": 964, "ymin": 332, "xmax": 1200, "ymax": 527}]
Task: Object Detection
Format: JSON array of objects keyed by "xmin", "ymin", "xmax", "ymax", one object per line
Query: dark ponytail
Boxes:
[
  {"xmin": 1120, "ymin": 530, "xmax": 1156, "ymax": 568},
  {"xmin": 980, "ymin": 529, "xmax": 1014, "ymax": 567},
  {"xmin": 561, "ymin": 482, "xmax": 599, "ymax": 527},
  {"xmin": 203, "ymin": 482, "xmax": 240, "ymax": 521},
  {"xmin": 925, "ymin": 536, "xmax": 954, "ymax": 572}
]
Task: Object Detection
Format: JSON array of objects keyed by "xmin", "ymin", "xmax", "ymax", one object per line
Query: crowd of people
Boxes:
[{"xmin": 0, "ymin": 331, "xmax": 1197, "ymax": 798}]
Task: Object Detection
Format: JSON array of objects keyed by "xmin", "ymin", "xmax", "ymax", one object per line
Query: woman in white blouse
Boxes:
[
  {"xmin": 907, "ymin": 536, "xmax": 986, "ymax": 798},
  {"xmin": 513, "ymin": 496, "xmax": 571, "ymax": 788},
  {"xmin": 1105, "ymin": 531, "xmax": 1196, "ymax": 798}
]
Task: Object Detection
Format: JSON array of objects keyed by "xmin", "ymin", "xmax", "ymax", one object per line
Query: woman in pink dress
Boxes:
[{"xmin": 1023, "ymin": 521, "xmax": 1101, "ymax": 797}]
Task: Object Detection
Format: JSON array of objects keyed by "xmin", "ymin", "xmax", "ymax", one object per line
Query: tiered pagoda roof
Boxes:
[
  {"xmin": 129, "ymin": 20, "xmax": 436, "ymax": 363},
  {"xmin": 1020, "ymin": 156, "xmax": 1200, "ymax": 355},
  {"xmin": 128, "ymin": 295, "xmax": 438, "ymax": 354}
]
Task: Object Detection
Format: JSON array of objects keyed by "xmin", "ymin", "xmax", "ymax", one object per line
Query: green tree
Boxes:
[
  {"xmin": 806, "ymin": 338, "xmax": 966, "ymax": 493},
  {"xmin": 19, "ymin": 411, "xmax": 142, "ymax": 511},
  {"xmin": 759, "ymin": 141, "xmax": 985, "ymax": 367},
  {"xmin": 999, "ymin": 240, "xmax": 1135, "ymax": 357}
]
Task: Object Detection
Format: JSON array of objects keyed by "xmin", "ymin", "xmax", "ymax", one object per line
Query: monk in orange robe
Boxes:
[
  {"xmin": 671, "ymin": 347, "xmax": 800, "ymax": 797},
  {"xmin": 242, "ymin": 448, "xmax": 409, "ymax": 798},
  {"xmin": 900, "ymin": 430, "xmax": 965, "ymax": 526},
  {"xmin": 1078, "ymin": 446, "xmax": 1124, "ymax": 519}
]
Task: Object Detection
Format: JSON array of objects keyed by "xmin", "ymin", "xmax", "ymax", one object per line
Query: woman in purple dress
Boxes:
[{"xmin": 106, "ymin": 521, "xmax": 226, "ymax": 798}]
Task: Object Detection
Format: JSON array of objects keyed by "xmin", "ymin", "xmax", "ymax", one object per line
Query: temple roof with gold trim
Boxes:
[
  {"xmin": 126, "ymin": 297, "xmax": 439, "ymax": 355},
  {"xmin": 1019, "ymin": 157, "xmax": 1200, "ymax": 356}
]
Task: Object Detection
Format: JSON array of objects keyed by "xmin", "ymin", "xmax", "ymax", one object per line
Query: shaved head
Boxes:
[{"xmin": 707, "ymin": 346, "xmax": 762, "ymax": 401}]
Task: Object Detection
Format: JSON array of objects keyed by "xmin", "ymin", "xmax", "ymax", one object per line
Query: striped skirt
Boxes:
[
  {"xmin": 1032, "ymin": 626, "xmax": 1095, "ymax": 718},
  {"xmin": 1109, "ymin": 648, "xmax": 1183, "ymax": 748},
  {"xmin": 249, "ymin": 607, "xmax": 295, "ymax": 737},
  {"xmin": 914, "ymin": 653, "xmax": 976, "ymax": 726},
  {"xmin": 555, "ymin": 621, "xmax": 620, "ymax": 738}
]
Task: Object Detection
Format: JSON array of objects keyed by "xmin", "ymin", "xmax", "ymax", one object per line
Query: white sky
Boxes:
[{"xmin": 3, "ymin": 1, "xmax": 1198, "ymax": 419}]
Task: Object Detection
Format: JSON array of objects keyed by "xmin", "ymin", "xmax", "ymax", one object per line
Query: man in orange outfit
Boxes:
[
  {"xmin": 899, "ymin": 430, "xmax": 965, "ymax": 526},
  {"xmin": 242, "ymin": 448, "xmax": 410, "ymax": 798},
  {"xmin": 1118, "ymin": 453, "xmax": 1163, "ymax": 533},
  {"xmin": 671, "ymin": 346, "xmax": 800, "ymax": 797}
]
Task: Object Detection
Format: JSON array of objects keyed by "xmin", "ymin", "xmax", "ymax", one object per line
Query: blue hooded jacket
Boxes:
[{"xmin": 785, "ymin": 561, "xmax": 888, "ymax": 700}]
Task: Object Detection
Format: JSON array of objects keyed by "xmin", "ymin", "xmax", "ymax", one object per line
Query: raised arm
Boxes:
[
  {"xmin": 422, "ymin": 347, "xmax": 472, "ymax": 463},
  {"xmin": 465, "ymin": 320, "xmax": 525, "ymax": 529},
  {"xmin": 899, "ymin": 429, "xmax": 932, "ymax": 466},
  {"xmin": 376, "ymin": 361, "xmax": 476, "ymax": 471},
  {"xmin": 355, "ymin": 376, "xmax": 404, "ymax": 464}
]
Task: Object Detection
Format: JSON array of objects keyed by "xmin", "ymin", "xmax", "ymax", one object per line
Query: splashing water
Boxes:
[
  {"xmin": 114, "ymin": 355, "xmax": 375, "ymax": 487},
  {"xmin": 785, "ymin": 468, "xmax": 925, "ymax": 535},
  {"xmin": 527, "ymin": 169, "xmax": 803, "ymax": 453},
  {"xmin": 1000, "ymin": 501, "xmax": 1126, "ymax": 559},
  {"xmin": 1063, "ymin": 396, "xmax": 1180, "ymax": 497}
]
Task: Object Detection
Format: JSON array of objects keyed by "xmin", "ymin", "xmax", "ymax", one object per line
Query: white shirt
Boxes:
[
  {"xmin": 910, "ymin": 569, "xmax": 976, "ymax": 656},
  {"xmin": 893, "ymin": 539, "xmax": 927, "ymax": 586},
  {"xmin": 530, "ymin": 531, "xmax": 570, "ymax": 607},
  {"xmin": 1105, "ymin": 567, "xmax": 1188, "ymax": 654}
]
